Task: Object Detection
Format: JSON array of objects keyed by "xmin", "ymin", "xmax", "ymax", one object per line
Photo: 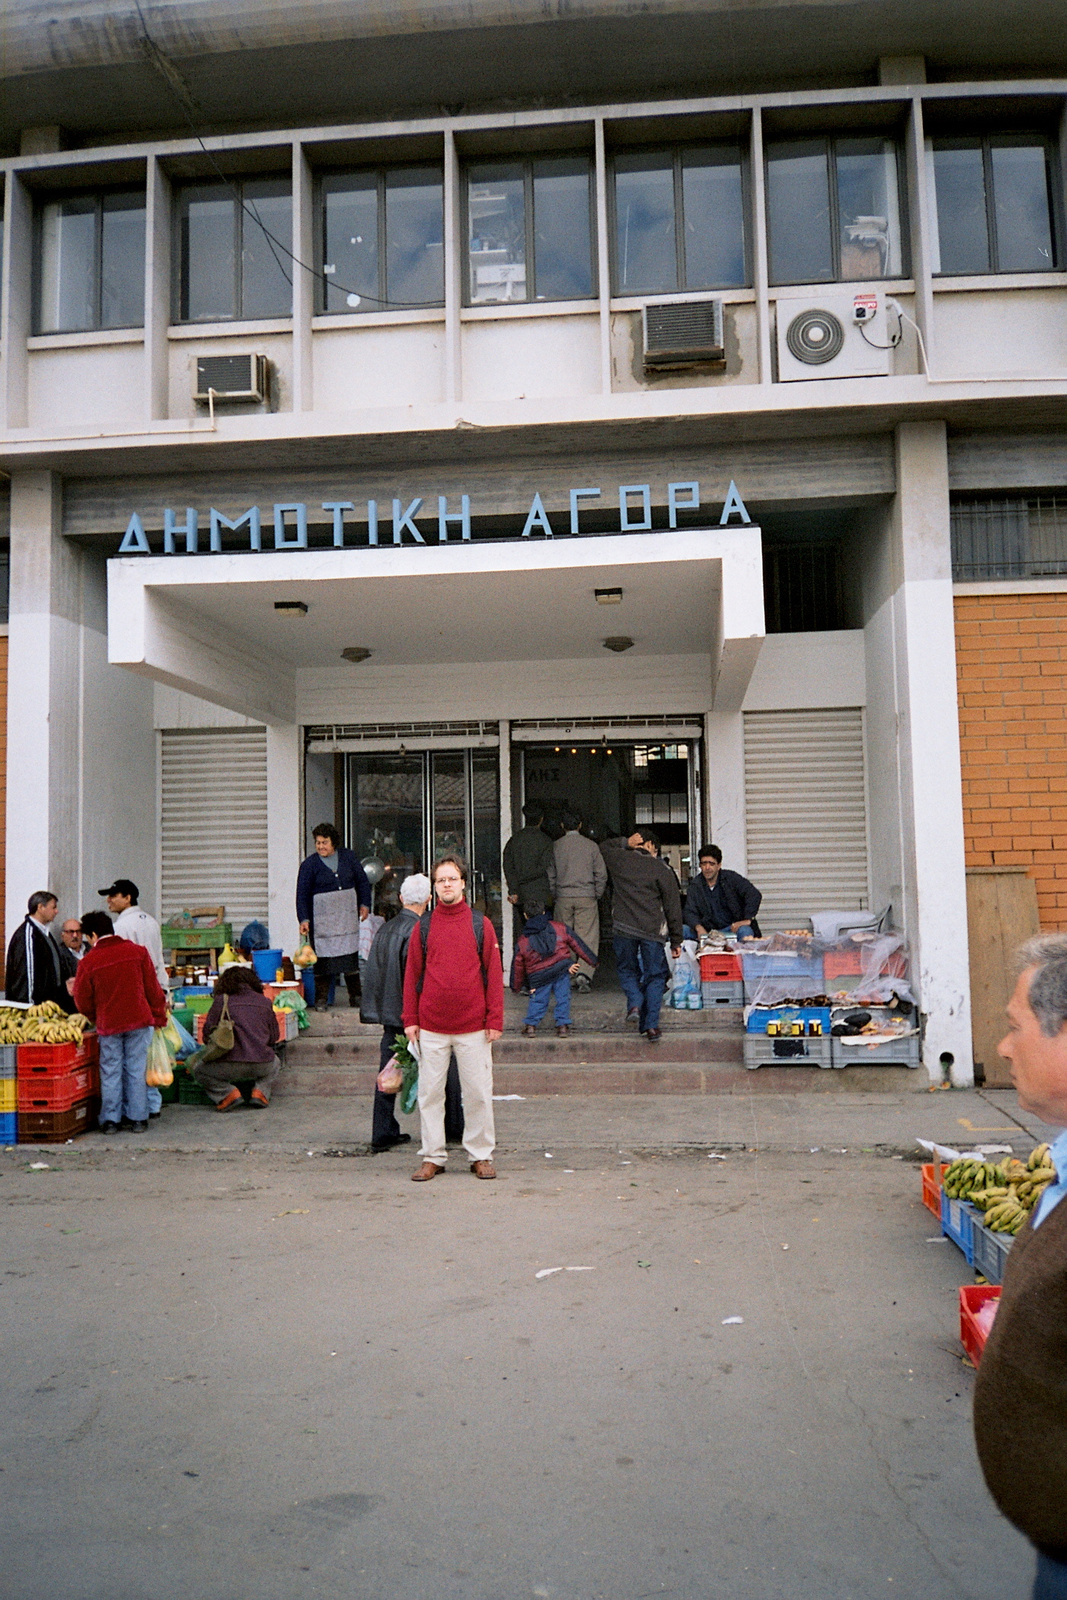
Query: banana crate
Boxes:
[
  {"xmin": 971, "ymin": 1220, "xmax": 1013, "ymax": 1285},
  {"xmin": 742, "ymin": 1035, "xmax": 834, "ymax": 1070},
  {"xmin": 940, "ymin": 1191, "xmax": 979, "ymax": 1264},
  {"xmin": 17, "ymin": 1037, "xmax": 96, "ymax": 1072}
]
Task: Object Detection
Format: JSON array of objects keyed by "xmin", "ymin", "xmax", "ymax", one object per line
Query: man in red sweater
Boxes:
[
  {"xmin": 403, "ymin": 854, "xmax": 504, "ymax": 1181},
  {"xmin": 74, "ymin": 909, "xmax": 168, "ymax": 1134}
]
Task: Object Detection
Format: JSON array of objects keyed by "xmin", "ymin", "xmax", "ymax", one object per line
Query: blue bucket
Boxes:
[{"xmin": 251, "ymin": 948, "xmax": 283, "ymax": 983}]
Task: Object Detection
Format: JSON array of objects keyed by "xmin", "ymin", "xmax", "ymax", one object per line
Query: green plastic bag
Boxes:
[
  {"xmin": 161, "ymin": 1014, "xmax": 185, "ymax": 1058},
  {"xmin": 273, "ymin": 991, "xmax": 310, "ymax": 1031}
]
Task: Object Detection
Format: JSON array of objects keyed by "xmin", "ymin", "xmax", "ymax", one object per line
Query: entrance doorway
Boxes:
[{"xmin": 338, "ymin": 751, "xmax": 502, "ymax": 931}]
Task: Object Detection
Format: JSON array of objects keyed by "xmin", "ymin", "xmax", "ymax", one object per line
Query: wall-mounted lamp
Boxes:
[
  {"xmin": 274, "ymin": 600, "xmax": 308, "ymax": 615},
  {"xmin": 341, "ymin": 646, "xmax": 373, "ymax": 663},
  {"xmin": 595, "ymin": 588, "xmax": 623, "ymax": 605},
  {"xmin": 603, "ymin": 636, "xmax": 634, "ymax": 653}
]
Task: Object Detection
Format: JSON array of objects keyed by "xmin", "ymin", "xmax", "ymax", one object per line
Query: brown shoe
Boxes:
[
  {"xmin": 215, "ymin": 1088, "xmax": 242, "ymax": 1112},
  {"xmin": 556, "ymin": 1024, "xmax": 570, "ymax": 1038},
  {"xmin": 411, "ymin": 1161, "xmax": 445, "ymax": 1182},
  {"xmin": 470, "ymin": 1159, "xmax": 497, "ymax": 1180},
  {"xmin": 522, "ymin": 1024, "xmax": 536, "ymax": 1037}
]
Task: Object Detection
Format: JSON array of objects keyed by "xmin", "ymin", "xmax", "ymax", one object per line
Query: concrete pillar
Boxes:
[
  {"xmin": 704, "ymin": 711, "xmax": 747, "ymax": 871},
  {"xmin": 499, "ymin": 719, "xmax": 513, "ymax": 975},
  {"xmin": 266, "ymin": 723, "xmax": 302, "ymax": 956},
  {"xmin": 884, "ymin": 420, "xmax": 973, "ymax": 1085}
]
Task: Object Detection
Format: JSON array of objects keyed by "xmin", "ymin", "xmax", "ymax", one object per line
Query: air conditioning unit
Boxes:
[
  {"xmin": 194, "ymin": 353, "xmax": 271, "ymax": 404},
  {"xmin": 775, "ymin": 290, "xmax": 890, "ymax": 382},
  {"xmin": 642, "ymin": 299, "xmax": 725, "ymax": 370}
]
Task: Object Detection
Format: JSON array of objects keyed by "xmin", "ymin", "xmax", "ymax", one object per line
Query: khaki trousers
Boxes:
[
  {"xmin": 417, "ymin": 1030, "xmax": 495, "ymax": 1164},
  {"xmin": 553, "ymin": 895, "xmax": 600, "ymax": 979}
]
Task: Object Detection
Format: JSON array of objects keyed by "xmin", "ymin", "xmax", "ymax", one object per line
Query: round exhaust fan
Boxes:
[{"xmin": 785, "ymin": 307, "xmax": 845, "ymax": 365}]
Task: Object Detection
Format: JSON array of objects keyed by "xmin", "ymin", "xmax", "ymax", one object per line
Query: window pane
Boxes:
[
  {"xmin": 991, "ymin": 140, "xmax": 1055, "ymax": 272},
  {"xmin": 323, "ymin": 177, "xmax": 379, "ymax": 311},
  {"xmin": 766, "ymin": 141, "xmax": 832, "ymax": 284},
  {"xmin": 38, "ymin": 199, "xmax": 96, "ymax": 333},
  {"xmin": 836, "ymin": 138, "xmax": 902, "ymax": 279},
  {"xmin": 681, "ymin": 146, "xmax": 745, "ymax": 288},
  {"xmin": 385, "ymin": 167, "xmax": 444, "ymax": 308},
  {"xmin": 530, "ymin": 158, "xmax": 593, "ymax": 300},
  {"xmin": 931, "ymin": 142, "xmax": 989, "ymax": 274},
  {"xmin": 467, "ymin": 162, "xmax": 526, "ymax": 303},
  {"xmin": 614, "ymin": 153, "xmax": 676, "ymax": 293},
  {"xmin": 240, "ymin": 180, "xmax": 291, "ymax": 319},
  {"xmin": 181, "ymin": 186, "xmax": 235, "ymax": 321},
  {"xmin": 100, "ymin": 196, "xmax": 145, "ymax": 328}
]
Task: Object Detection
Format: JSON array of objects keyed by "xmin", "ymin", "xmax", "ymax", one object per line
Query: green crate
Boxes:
[
  {"xmin": 175, "ymin": 1068, "xmax": 214, "ymax": 1107},
  {"xmin": 170, "ymin": 1006, "xmax": 195, "ymax": 1034},
  {"xmin": 163, "ymin": 925, "xmax": 232, "ymax": 951},
  {"xmin": 158, "ymin": 1075, "xmax": 180, "ymax": 1104}
]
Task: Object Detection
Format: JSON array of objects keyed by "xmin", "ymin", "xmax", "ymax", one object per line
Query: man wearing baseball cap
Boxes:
[{"xmin": 99, "ymin": 879, "xmax": 169, "ymax": 1118}]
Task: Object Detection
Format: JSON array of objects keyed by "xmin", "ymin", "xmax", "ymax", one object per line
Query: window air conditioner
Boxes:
[
  {"xmin": 775, "ymin": 290, "xmax": 891, "ymax": 381},
  {"xmin": 194, "ymin": 353, "xmax": 271, "ymax": 404},
  {"xmin": 642, "ymin": 299, "xmax": 725, "ymax": 370}
]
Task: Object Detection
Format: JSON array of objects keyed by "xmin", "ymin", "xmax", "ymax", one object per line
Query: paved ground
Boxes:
[{"xmin": 1, "ymin": 1084, "xmax": 1050, "ymax": 1600}]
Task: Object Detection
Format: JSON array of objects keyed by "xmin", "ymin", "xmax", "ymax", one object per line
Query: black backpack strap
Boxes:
[{"xmin": 415, "ymin": 906, "xmax": 488, "ymax": 995}]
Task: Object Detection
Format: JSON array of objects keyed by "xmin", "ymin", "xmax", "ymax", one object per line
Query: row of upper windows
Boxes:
[{"xmin": 32, "ymin": 133, "xmax": 1062, "ymax": 335}]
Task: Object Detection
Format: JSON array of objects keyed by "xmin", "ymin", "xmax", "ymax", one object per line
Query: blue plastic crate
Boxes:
[
  {"xmin": 0, "ymin": 1111, "xmax": 17, "ymax": 1144},
  {"xmin": 746, "ymin": 1005, "xmax": 832, "ymax": 1035},
  {"xmin": 741, "ymin": 951, "xmax": 825, "ymax": 985},
  {"xmin": 971, "ymin": 1219, "xmax": 1013, "ymax": 1284},
  {"xmin": 941, "ymin": 1190, "xmax": 978, "ymax": 1264}
]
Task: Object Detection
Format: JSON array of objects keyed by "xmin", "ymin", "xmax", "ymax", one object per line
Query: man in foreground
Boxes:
[
  {"xmin": 974, "ymin": 933, "xmax": 1067, "ymax": 1599},
  {"xmin": 360, "ymin": 872, "xmax": 430, "ymax": 1152},
  {"xmin": 74, "ymin": 910, "xmax": 169, "ymax": 1134},
  {"xmin": 403, "ymin": 855, "xmax": 504, "ymax": 1182},
  {"xmin": 683, "ymin": 844, "xmax": 762, "ymax": 940},
  {"xmin": 601, "ymin": 830, "xmax": 683, "ymax": 1043}
]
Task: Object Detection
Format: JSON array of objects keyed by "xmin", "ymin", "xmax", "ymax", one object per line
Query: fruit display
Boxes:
[
  {"xmin": 942, "ymin": 1144, "xmax": 1058, "ymax": 1235},
  {"xmin": 0, "ymin": 1002, "xmax": 91, "ymax": 1045}
]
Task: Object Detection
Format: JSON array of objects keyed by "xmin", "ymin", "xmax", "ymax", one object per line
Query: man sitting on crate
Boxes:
[
  {"xmin": 974, "ymin": 933, "xmax": 1067, "ymax": 1600},
  {"xmin": 74, "ymin": 910, "xmax": 168, "ymax": 1135},
  {"xmin": 684, "ymin": 845, "xmax": 762, "ymax": 941}
]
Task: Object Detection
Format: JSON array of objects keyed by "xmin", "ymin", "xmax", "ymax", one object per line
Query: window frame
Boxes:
[
  {"xmin": 315, "ymin": 163, "xmax": 446, "ymax": 315},
  {"xmin": 609, "ymin": 142, "xmax": 751, "ymax": 298},
  {"xmin": 764, "ymin": 133, "xmax": 908, "ymax": 287},
  {"xmin": 32, "ymin": 186, "xmax": 147, "ymax": 335},
  {"xmin": 462, "ymin": 152, "xmax": 598, "ymax": 307},
  {"xmin": 175, "ymin": 175, "xmax": 293, "ymax": 325},
  {"xmin": 928, "ymin": 132, "xmax": 1061, "ymax": 277}
]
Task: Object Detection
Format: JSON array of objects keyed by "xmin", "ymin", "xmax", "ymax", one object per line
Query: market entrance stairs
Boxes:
[{"xmin": 276, "ymin": 993, "xmax": 922, "ymax": 1097}]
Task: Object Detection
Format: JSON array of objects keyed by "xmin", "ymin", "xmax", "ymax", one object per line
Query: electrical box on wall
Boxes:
[
  {"xmin": 775, "ymin": 290, "xmax": 891, "ymax": 382},
  {"xmin": 194, "ymin": 353, "xmax": 272, "ymax": 404},
  {"xmin": 642, "ymin": 298, "xmax": 725, "ymax": 370}
]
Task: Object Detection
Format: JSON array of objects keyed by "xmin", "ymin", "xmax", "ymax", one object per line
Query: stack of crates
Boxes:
[
  {"xmin": 743, "ymin": 1006, "xmax": 833, "ymax": 1070},
  {"xmin": 0, "ymin": 1045, "xmax": 17, "ymax": 1144},
  {"xmin": 741, "ymin": 947, "xmax": 825, "ymax": 1001},
  {"xmin": 698, "ymin": 951, "xmax": 743, "ymax": 1007},
  {"xmin": 17, "ymin": 1033, "xmax": 100, "ymax": 1143},
  {"xmin": 830, "ymin": 1005, "xmax": 921, "ymax": 1068}
]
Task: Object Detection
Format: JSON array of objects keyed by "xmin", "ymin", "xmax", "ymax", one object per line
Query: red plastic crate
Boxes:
[
  {"xmin": 17, "ymin": 1095, "xmax": 100, "ymax": 1144},
  {"xmin": 698, "ymin": 952, "xmax": 742, "ymax": 982},
  {"xmin": 17, "ymin": 1037, "xmax": 96, "ymax": 1073},
  {"xmin": 921, "ymin": 1162, "xmax": 948, "ymax": 1216},
  {"xmin": 824, "ymin": 949, "xmax": 908, "ymax": 982},
  {"xmin": 960, "ymin": 1284, "xmax": 1001, "ymax": 1366},
  {"xmin": 17, "ymin": 1061, "xmax": 100, "ymax": 1112}
]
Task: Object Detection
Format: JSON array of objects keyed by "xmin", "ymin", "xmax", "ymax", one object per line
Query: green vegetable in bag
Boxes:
[{"xmin": 393, "ymin": 1033, "xmax": 420, "ymax": 1115}]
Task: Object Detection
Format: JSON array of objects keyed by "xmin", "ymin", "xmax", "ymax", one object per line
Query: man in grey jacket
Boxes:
[
  {"xmin": 552, "ymin": 812, "xmax": 607, "ymax": 992},
  {"xmin": 601, "ymin": 830, "xmax": 684, "ymax": 1042},
  {"xmin": 360, "ymin": 873, "xmax": 430, "ymax": 1150}
]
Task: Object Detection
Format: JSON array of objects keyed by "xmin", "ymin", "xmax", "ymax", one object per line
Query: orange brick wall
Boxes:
[
  {"xmin": 955, "ymin": 592, "xmax": 1067, "ymax": 929},
  {"xmin": 0, "ymin": 636, "xmax": 6, "ymax": 978}
]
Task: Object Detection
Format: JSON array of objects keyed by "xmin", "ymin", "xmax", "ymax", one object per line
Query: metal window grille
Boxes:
[
  {"xmin": 951, "ymin": 495, "xmax": 1067, "ymax": 580},
  {"xmin": 762, "ymin": 542, "xmax": 844, "ymax": 632}
]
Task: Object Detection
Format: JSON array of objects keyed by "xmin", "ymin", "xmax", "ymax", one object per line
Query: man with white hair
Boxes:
[
  {"xmin": 974, "ymin": 933, "xmax": 1067, "ymax": 1600},
  {"xmin": 360, "ymin": 872, "xmax": 431, "ymax": 1152}
]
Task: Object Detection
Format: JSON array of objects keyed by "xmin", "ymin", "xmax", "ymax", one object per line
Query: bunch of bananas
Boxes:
[
  {"xmin": 942, "ymin": 1144, "xmax": 1057, "ymax": 1235},
  {"xmin": 0, "ymin": 1002, "xmax": 89, "ymax": 1046}
]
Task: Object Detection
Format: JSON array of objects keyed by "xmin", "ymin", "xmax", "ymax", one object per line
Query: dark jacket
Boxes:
[
  {"xmin": 204, "ymin": 989, "xmax": 279, "ymax": 1064},
  {"xmin": 72, "ymin": 936, "xmax": 168, "ymax": 1036},
  {"xmin": 5, "ymin": 917, "xmax": 75, "ymax": 1011},
  {"xmin": 684, "ymin": 869, "xmax": 762, "ymax": 935},
  {"xmin": 360, "ymin": 907, "xmax": 417, "ymax": 1031},
  {"xmin": 503, "ymin": 825, "xmax": 556, "ymax": 906},
  {"xmin": 973, "ymin": 1193, "xmax": 1067, "ymax": 1560},
  {"xmin": 296, "ymin": 848, "xmax": 372, "ymax": 936},
  {"xmin": 600, "ymin": 838, "xmax": 684, "ymax": 946},
  {"xmin": 510, "ymin": 915, "xmax": 597, "ymax": 992}
]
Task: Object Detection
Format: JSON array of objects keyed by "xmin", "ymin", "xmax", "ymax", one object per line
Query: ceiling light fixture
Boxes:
[
  {"xmin": 595, "ymin": 588, "xmax": 623, "ymax": 605},
  {"xmin": 274, "ymin": 600, "xmax": 308, "ymax": 615},
  {"xmin": 341, "ymin": 646, "xmax": 373, "ymax": 663},
  {"xmin": 603, "ymin": 636, "xmax": 634, "ymax": 653}
]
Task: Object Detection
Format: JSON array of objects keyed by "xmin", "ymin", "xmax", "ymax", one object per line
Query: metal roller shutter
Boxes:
[
  {"xmin": 160, "ymin": 728, "xmax": 269, "ymax": 932},
  {"xmin": 743, "ymin": 708, "xmax": 870, "ymax": 932}
]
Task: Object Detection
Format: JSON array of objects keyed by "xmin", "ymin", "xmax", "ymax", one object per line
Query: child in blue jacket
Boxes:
[{"xmin": 510, "ymin": 902, "xmax": 598, "ymax": 1037}]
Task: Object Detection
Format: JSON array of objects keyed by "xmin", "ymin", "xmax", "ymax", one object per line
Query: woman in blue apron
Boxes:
[{"xmin": 296, "ymin": 823, "xmax": 373, "ymax": 1011}]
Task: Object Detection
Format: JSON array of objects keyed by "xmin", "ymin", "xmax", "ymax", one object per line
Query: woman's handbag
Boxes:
[{"xmin": 199, "ymin": 995, "xmax": 235, "ymax": 1063}]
